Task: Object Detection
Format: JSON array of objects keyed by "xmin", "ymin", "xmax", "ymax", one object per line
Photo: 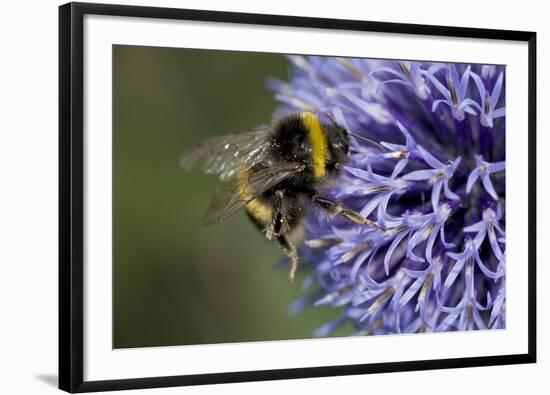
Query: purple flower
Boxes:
[
  {"xmin": 444, "ymin": 238, "xmax": 504, "ymax": 293},
  {"xmin": 423, "ymin": 64, "xmax": 477, "ymax": 121},
  {"xmin": 463, "ymin": 205, "xmax": 506, "ymax": 261},
  {"xmin": 341, "ymin": 164, "xmax": 408, "ymax": 225},
  {"xmin": 469, "ymin": 71, "xmax": 505, "ymax": 128},
  {"xmin": 399, "ymin": 256, "xmax": 443, "ymax": 326},
  {"xmin": 405, "ymin": 203, "xmax": 455, "ymax": 265},
  {"xmin": 369, "ymin": 61, "xmax": 434, "ymax": 100},
  {"xmin": 269, "ymin": 56, "xmax": 506, "ymax": 336},
  {"xmin": 402, "ymin": 146, "xmax": 461, "ymax": 211},
  {"xmin": 436, "ymin": 258, "xmax": 493, "ymax": 331},
  {"xmin": 466, "ymin": 155, "xmax": 505, "ymax": 200}
]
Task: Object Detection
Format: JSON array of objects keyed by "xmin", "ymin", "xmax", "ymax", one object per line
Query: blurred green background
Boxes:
[{"xmin": 113, "ymin": 45, "xmax": 349, "ymax": 349}]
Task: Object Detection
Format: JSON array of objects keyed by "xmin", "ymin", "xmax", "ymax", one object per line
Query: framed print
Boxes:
[{"xmin": 59, "ymin": 2, "xmax": 537, "ymax": 392}]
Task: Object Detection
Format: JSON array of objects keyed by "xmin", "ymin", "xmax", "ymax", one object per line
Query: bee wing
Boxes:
[
  {"xmin": 179, "ymin": 127, "xmax": 272, "ymax": 181},
  {"xmin": 202, "ymin": 162, "xmax": 306, "ymax": 225}
]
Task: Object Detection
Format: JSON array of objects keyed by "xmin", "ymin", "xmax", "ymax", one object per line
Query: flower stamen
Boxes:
[
  {"xmin": 305, "ymin": 238, "xmax": 343, "ymax": 248},
  {"xmin": 335, "ymin": 57, "xmax": 368, "ymax": 82},
  {"xmin": 398, "ymin": 61, "xmax": 412, "ymax": 80},
  {"xmin": 418, "ymin": 272, "xmax": 434, "ymax": 304},
  {"xmin": 341, "ymin": 241, "xmax": 372, "ymax": 263},
  {"xmin": 367, "ymin": 285, "xmax": 396, "ymax": 316}
]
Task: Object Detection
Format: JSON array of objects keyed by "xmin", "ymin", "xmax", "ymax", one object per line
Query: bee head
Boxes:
[{"xmin": 324, "ymin": 123, "xmax": 349, "ymax": 174}]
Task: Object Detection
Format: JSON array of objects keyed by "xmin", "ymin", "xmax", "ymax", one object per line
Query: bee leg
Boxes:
[
  {"xmin": 310, "ymin": 195, "xmax": 385, "ymax": 231},
  {"xmin": 271, "ymin": 191, "xmax": 298, "ymax": 281},
  {"xmin": 264, "ymin": 225, "xmax": 275, "ymax": 240},
  {"xmin": 276, "ymin": 235, "xmax": 299, "ymax": 283},
  {"xmin": 265, "ymin": 190, "xmax": 291, "ymax": 239}
]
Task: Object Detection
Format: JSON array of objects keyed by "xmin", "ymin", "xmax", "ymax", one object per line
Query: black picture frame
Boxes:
[{"xmin": 59, "ymin": 2, "xmax": 537, "ymax": 392}]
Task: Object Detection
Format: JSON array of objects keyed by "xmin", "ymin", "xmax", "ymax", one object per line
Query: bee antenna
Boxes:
[
  {"xmin": 323, "ymin": 111, "xmax": 389, "ymax": 152},
  {"xmin": 348, "ymin": 133, "xmax": 389, "ymax": 152}
]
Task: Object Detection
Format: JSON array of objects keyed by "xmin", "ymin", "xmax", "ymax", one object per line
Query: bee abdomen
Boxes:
[{"xmin": 245, "ymin": 198, "xmax": 273, "ymax": 225}]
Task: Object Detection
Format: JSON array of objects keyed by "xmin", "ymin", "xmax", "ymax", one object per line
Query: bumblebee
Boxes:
[{"xmin": 180, "ymin": 112, "xmax": 384, "ymax": 282}]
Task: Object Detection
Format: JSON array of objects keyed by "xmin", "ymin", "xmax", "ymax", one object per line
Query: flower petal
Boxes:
[
  {"xmin": 481, "ymin": 174, "xmax": 500, "ymax": 200},
  {"xmin": 490, "ymin": 72, "xmax": 504, "ymax": 109},
  {"xmin": 384, "ymin": 231, "xmax": 408, "ymax": 275},
  {"xmin": 458, "ymin": 66, "xmax": 471, "ymax": 100},
  {"xmin": 369, "ymin": 66, "xmax": 405, "ymax": 79},
  {"xmin": 466, "ymin": 168, "xmax": 481, "ymax": 193},
  {"xmin": 377, "ymin": 79, "xmax": 411, "ymax": 92},
  {"xmin": 431, "ymin": 179, "xmax": 443, "ymax": 211},
  {"xmin": 493, "ymin": 107, "xmax": 506, "ymax": 118},
  {"xmin": 469, "ymin": 71, "xmax": 486, "ymax": 102},
  {"xmin": 423, "ymin": 71, "xmax": 452, "ymax": 102},
  {"xmin": 403, "ymin": 169, "xmax": 437, "ymax": 181}
]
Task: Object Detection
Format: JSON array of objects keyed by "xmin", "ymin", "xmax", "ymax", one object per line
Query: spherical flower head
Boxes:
[{"xmin": 270, "ymin": 56, "xmax": 506, "ymax": 335}]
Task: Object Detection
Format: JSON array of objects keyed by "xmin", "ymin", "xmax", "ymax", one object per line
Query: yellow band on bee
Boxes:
[
  {"xmin": 236, "ymin": 167, "xmax": 272, "ymax": 224},
  {"xmin": 246, "ymin": 199, "xmax": 273, "ymax": 223},
  {"xmin": 301, "ymin": 112, "xmax": 328, "ymax": 179}
]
